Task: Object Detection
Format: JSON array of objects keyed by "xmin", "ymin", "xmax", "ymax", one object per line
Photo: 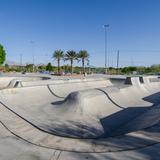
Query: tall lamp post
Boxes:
[
  {"xmin": 30, "ymin": 41, "xmax": 35, "ymax": 72},
  {"xmin": 20, "ymin": 54, "xmax": 23, "ymax": 72},
  {"xmin": 103, "ymin": 24, "xmax": 109, "ymax": 74},
  {"xmin": 116, "ymin": 50, "xmax": 120, "ymax": 74}
]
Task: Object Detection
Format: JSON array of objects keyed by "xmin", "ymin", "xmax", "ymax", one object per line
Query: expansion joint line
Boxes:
[
  {"xmin": 0, "ymin": 116, "xmax": 160, "ymax": 153},
  {"xmin": 47, "ymin": 85, "xmax": 64, "ymax": 99},
  {"xmin": 96, "ymin": 88, "xmax": 125, "ymax": 109}
]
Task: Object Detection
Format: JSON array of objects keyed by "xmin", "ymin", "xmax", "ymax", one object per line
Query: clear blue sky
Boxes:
[{"xmin": 0, "ymin": 0, "xmax": 160, "ymax": 67}]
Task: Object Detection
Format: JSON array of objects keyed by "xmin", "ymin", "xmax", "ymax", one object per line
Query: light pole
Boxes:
[
  {"xmin": 117, "ymin": 50, "xmax": 120, "ymax": 74},
  {"xmin": 45, "ymin": 53, "xmax": 47, "ymax": 64},
  {"xmin": 20, "ymin": 54, "xmax": 23, "ymax": 72},
  {"xmin": 103, "ymin": 24, "xmax": 109, "ymax": 74},
  {"xmin": 30, "ymin": 41, "xmax": 35, "ymax": 72},
  {"xmin": 87, "ymin": 60, "xmax": 90, "ymax": 74}
]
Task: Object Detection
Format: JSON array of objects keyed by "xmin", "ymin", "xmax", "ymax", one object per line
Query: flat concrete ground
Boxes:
[{"xmin": 0, "ymin": 74, "xmax": 160, "ymax": 160}]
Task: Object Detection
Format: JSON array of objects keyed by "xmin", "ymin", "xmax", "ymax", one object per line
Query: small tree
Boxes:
[
  {"xmin": 78, "ymin": 50, "xmax": 89, "ymax": 75},
  {"xmin": 0, "ymin": 44, "xmax": 6, "ymax": 65},
  {"xmin": 65, "ymin": 50, "xmax": 78, "ymax": 74},
  {"xmin": 4, "ymin": 63, "xmax": 9, "ymax": 72},
  {"xmin": 5, "ymin": 63, "xmax": 9, "ymax": 68},
  {"xmin": 26, "ymin": 64, "xmax": 34, "ymax": 72},
  {"xmin": 46, "ymin": 62, "xmax": 52, "ymax": 72},
  {"xmin": 53, "ymin": 50, "xmax": 64, "ymax": 74},
  {"xmin": 38, "ymin": 65, "xmax": 46, "ymax": 71}
]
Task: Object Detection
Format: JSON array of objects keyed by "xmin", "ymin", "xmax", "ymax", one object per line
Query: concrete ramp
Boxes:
[
  {"xmin": 142, "ymin": 76, "xmax": 160, "ymax": 94},
  {"xmin": 48, "ymin": 79, "xmax": 113, "ymax": 98},
  {"xmin": 0, "ymin": 76, "xmax": 160, "ymax": 140},
  {"xmin": 100, "ymin": 87, "xmax": 152, "ymax": 108},
  {"xmin": 105, "ymin": 76, "xmax": 160, "ymax": 107},
  {"xmin": 125, "ymin": 77, "xmax": 141, "ymax": 86},
  {"xmin": 0, "ymin": 86, "xmax": 122, "ymax": 138}
]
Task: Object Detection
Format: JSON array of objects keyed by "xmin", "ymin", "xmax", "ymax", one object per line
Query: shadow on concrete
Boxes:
[
  {"xmin": 77, "ymin": 122, "xmax": 160, "ymax": 159},
  {"xmin": 40, "ymin": 120, "xmax": 103, "ymax": 138},
  {"xmin": 100, "ymin": 91, "xmax": 160, "ymax": 138},
  {"xmin": 44, "ymin": 89, "xmax": 160, "ymax": 138},
  {"xmin": 143, "ymin": 91, "xmax": 160, "ymax": 105},
  {"xmin": 100, "ymin": 107, "xmax": 149, "ymax": 138}
]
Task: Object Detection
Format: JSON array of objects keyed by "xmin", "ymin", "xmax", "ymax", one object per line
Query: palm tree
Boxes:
[
  {"xmin": 53, "ymin": 49, "xmax": 64, "ymax": 74},
  {"xmin": 65, "ymin": 50, "xmax": 78, "ymax": 74},
  {"xmin": 78, "ymin": 50, "xmax": 89, "ymax": 75}
]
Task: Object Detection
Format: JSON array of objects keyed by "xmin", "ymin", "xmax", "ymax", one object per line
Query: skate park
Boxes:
[{"xmin": 0, "ymin": 74, "xmax": 160, "ymax": 159}]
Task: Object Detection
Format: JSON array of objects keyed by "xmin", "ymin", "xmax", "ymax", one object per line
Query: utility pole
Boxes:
[
  {"xmin": 103, "ymin": 24, "xmax": 109, "ymax": 74},
  {"xmin": 117, "ymin": 50, "xmax": 120, "ymax": 74}
]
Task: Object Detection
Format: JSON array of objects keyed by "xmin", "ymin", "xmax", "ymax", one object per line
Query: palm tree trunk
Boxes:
[
  {"xmin": 82, "ymin": 58, "xmax": 85, "ymax": 75},
  {"xmin": 58, "ymin": 59, "xmax": 60, "ymax": 74},
  {"xmin": 71, "ymin": 59, "xmax": 73, "ymax": 74}
]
